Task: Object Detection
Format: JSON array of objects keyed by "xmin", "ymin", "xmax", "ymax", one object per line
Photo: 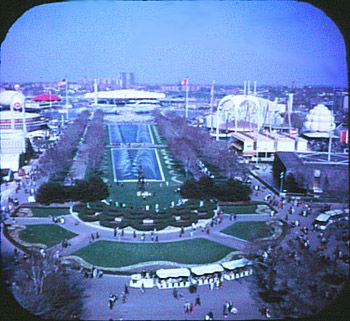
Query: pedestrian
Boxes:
[
  {"xmin": 121, "ymin": 292, "xmax": 127, "ymax": 303},
  {"xmin": 124, "ymin": 284, "xmax": 129, "ymax": 295},
  {"xmin": 223, "ymin": 302, "xmax": 229, "ymax": 318},
  {"xmin": 209, "ymin": 281, "xmax": 214, "ymax": 291},
  {"xmin": 133, "ymin": 230, "xmax": 136, "ymax": 238},
  {"xmin": 108, "ymin": 297, "xmax": 114, "ymax": 310},
  {"xmin": 141, "ymin": 283, "xmax": 145, "ymax": 294},
  {"xmin": 96, "ymin": 232, "xmax": 99, "ymax": 239},
  {"xmin": 190, "ymin": 302, "xmax": 194, "ymax": 313},
  {"xmin": 121, "ymin": 229, "xmax": 124, "ymax": 237},
  {"xmin": 155, "ymin": 235, "xmax": 159, "ymax": 242},
  {"xmin": 195, "ymin": 295, "xmax": 201, "ymax": 306},
  {"xmin": 234, "ymin": 214, "xmax": 237, "ymax": 220},
  {"xmin": 173, "ymin": 288, "xmax": 178, "ymax": 299},
  {"xmin": 266, "ymin": 307, "xmax": 271, "ymax": 318},
  {"xmin": 114, "ymin": 228, "xmax": 117, "ymax": 237},
  {"xmin": 91, "ymin": 233, "xmax": 95, "ymax": 241}
]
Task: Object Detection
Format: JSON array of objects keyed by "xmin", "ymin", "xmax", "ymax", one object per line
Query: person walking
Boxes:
[
  {"xmin": 195, "ymin": 295, "xmax": 201, "ymax": 306},
  {"xmin": 184, "ymin": 302, "xmax": 190, "ymax": 314},
  {"xmin": 223, "ymin": 302, "xmax": 229, "ymax": 318},
  {"xmin": 173, "ymin": 288, "xmax": 178, "ymax": 299}
]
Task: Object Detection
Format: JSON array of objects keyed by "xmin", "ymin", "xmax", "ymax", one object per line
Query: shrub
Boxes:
[
  {"xmin": 180, "ymin": 178, "xmax": 251, "ymax": 202},
  {"xmin": 35, "ymin": 175, "xmax": 109, "ymax": 204}
]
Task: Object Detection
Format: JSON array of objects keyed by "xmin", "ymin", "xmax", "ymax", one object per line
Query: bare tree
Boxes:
[
  {"xmin": 10, "ymin": 249, "xmax": 86, "ymax": 320},
  {"xmin": 245, "ymin": 236, "xmax": 348, "ymax": 318},
  {"xmin": 154, "ymin": 111, "xmax": 249, "ymax": 180}
]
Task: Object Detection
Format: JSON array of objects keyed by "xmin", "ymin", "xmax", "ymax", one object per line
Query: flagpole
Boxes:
[
  {"xmin": 210, "ymin": 80, "xmax": 215, "ymax": 132},
  {"xmin": 185, "ymin": 78, "xmax": 189, "ymax": 119},
  {"xmin": 65, "ymin": 77, "xmax": 69, "ymax": 122},
  {"xmin": 49, "ymin": 88, "xmax": 52, "ymax": 109}
]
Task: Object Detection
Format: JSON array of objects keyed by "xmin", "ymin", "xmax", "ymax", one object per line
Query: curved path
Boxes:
[
  {"xmin": 2, "ymin": 171, "xmax": 347, "ymax": 320},
  {"xmin": 7, "ymin": 210, "xmax": 271, "ymax": 256}
]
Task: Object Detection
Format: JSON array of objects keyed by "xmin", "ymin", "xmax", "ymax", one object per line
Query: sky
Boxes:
[{"xmin": 0, "ymin": 1, "xmax": 348, "ymax": 86}]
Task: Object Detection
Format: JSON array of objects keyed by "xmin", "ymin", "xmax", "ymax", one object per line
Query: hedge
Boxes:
[{"xmin": 74, "ymin": 200, "xmax": 215, "ymax": 230}]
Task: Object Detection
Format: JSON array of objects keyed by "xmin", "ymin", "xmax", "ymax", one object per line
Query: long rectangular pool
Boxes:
[
  {"xmin": 109, "ymin": 124, "xmax": 154, "ymax": 144},
  {"xmin": 111, "ymin": 148, "xmax": 164, "ymax": 182}
]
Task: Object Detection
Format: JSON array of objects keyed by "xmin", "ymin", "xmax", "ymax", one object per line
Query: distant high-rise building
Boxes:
[
  {"xmin": 333, "ymin": 89, "xmax": 348, "ymax": 113},
  {"xmin": 119, "ymin": 72, "xmax": 127, "ymax": 89},
  {"xmin": 128, "ymin": 72, "xmax": 135, "ymax": 87},
  {"xmin": 119, "ymin": 72, "xmax": 135, "ymax": 89}
]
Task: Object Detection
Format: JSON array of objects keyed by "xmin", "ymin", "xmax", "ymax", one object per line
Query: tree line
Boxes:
[
  {"xmin": 37, "ymin": 111, "xmax": 90, "ymax": 182},
  {"xmin": 83, "ymin": 109, "xmax": 105, "ymax": 175},
  {"xmin": 154, "ymin": 111, "xmax": 249, "ymax": 180}
]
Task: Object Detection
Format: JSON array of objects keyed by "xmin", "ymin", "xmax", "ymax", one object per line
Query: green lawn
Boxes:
[
  {"xmin": 221, "ymin": 221, "xmax": 273, "ymax": 241},
  {"xmin": 30, "ymin": 207, "xmax": 70, "ymax": 217},
  {"xmin": 221, "ymin": 202, "xmax": 273, "ymax": 215},
  {"xmin": 19, "ymin": 225, "xmax": 77, "ymax": 247},
  {"xmin": 73, "ymin": 238, "xmax": 233, "ymax": 268}
]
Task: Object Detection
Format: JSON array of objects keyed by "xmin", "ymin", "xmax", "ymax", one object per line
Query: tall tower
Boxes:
[
  {"xmin": 128, "ymin": 73, "xmax": 135, "ymax": 87},
  {"xmin": 119, "ymin": 72, "xmax": 127, "ymax": 89}
]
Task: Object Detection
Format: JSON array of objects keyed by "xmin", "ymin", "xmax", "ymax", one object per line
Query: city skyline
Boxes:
[{"xmin": 0, "ymin": 1, "xmax": 348, "ymax": 86}]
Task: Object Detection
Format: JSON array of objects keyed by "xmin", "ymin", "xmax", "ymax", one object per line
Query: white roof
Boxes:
[
  {"xmin": 303, "ymin": 132, "xmax": 338, "ymax": 139},
  {"xmin": 221, "ymin": 258, "xmax": 252, "ymax": 270},
  {"xmin": 130, "ymin": 274, "xmax": 142, "ymax": 280},
  {"xmin": 315, "ymin": 213, "xmax": 331, "ymax": 222},
  {"xmin": 0, "ymin": 110, "xmax": 41, "ymax": 120},
  {"xmin": 325, "ymin": 209, "xmax": 343, "ymax": 216},
  {"xmin": 190, "ymin": 264, "xmax": 224, "ymax": 276},
  {"xmin": 84, "ymin": 89, "xmax": 166, "ymax": 100},
  {"xmin": 231, "ymin": 132, "xmax": 254, "ymax": 142},
  {"xmin": 156, "ymin": 268, "xmax": 190, "ymax": 279}
]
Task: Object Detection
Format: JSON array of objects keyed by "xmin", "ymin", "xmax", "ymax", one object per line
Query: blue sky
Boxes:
[{"xmin": 0, "ymin": 1, "xmax": 347, "ymax": 86}]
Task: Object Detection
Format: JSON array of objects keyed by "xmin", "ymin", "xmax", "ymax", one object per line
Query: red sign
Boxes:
[
  {"xmin": 13, "ymin": 102, "xmax": 22, "ymax": 110},
  {"xmin": 340, "ymin": 130, "xmax": 348, "ymax": 144}
]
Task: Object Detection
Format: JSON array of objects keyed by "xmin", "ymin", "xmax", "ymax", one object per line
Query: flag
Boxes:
[
  {"xmin": 57, "ymin": 79, "xmax": 66, "ymax": 87},
  {"xmin": 181, "ymin": 79, "xmax": 188, "ymax": 86}
]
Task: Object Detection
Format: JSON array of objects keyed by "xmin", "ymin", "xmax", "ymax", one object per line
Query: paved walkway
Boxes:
[
  {"xmin": 7, "ymin": 208, "xmax": 272, "ymax": 256},
  {"xmin": 64, "ymin": 112, "xmax": 94, "ymax": 185},
  {"xmin": 1, "ymin": 172, "xmax": 348, "ymax": 320}
]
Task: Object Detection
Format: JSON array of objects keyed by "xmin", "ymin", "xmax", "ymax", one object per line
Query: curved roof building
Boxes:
[{"xmin": 206, "ymin": 94, "xmax": 285, "ymax": 132}]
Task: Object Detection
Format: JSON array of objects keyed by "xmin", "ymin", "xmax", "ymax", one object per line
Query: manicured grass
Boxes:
[
  {"xmin": 221, "ymin": 203, "xmax": 273, "ymax": 215},
  {"xmin": 30, "ymin": 207, "xmax": 70, "ymax": 217},
  {"xmin": 19, "ymin": 225, "xmax": 77, "ymax": 248},
  {"xmin": 221, "ymin": 221, "xmax": 273, "ymax": 241},
  {"xmin": 73, "ymin": 238, "xmax": 233, "ymax": 268}
]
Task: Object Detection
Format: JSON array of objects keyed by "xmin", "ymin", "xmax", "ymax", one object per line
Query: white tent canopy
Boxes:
[
  {"xmin": 314, "ymin": 213, "xmax": 331, "ymax": 222},
  {"xmin": 190, "ymin": 264, "xmax": 224, "ymax": 276},
  {"xmin": 156, "ymin": 268, "xmax": 190, "ymax": 279},
  {"xmin": 221, "ymin": 258, "xmax": 252, "ymax": 271}
]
